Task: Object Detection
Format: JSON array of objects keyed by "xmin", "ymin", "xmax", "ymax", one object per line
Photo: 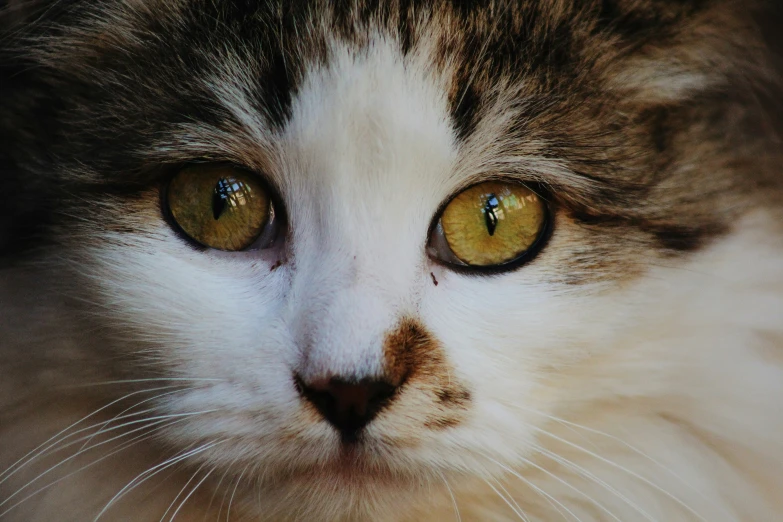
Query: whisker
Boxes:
[
  {"xmin": 529, "ymin": 426, "xmax": 708, "ymax": 522},
  {"xmin": 217, "ymin": 462, "xmax": 242, "ymax": 522},
  {"xmin": 491, "ymin": 476, "xmax": 531, "ymax": 522},
  {"xmin": 94, "ymin": 440, "xmax": 226, "ymax": 521},
  {"xmin": 203, "ymin": 457, "xmax": 239, "ymax": 522},
  {"xmin": 78, "ymin": 388, "xmax": 193, "ymax": 452},
  {"xmin": 0, "ymin": 415, "xmax": 198, "ymax": 508},
  {"xmin": 0, "ymin": 420, "xmax": 180, "ymax": 518},
  {"xmin": 436, "ymin": 471, "xmax": 462, "ymax": 522},
  {"xmin": 0, "ymin": 385, "xmax": 188, "ymax": 484},
  {"xmin": 171, "ymin": 466, "xmax": 217, "ymax": 521},
  {"xmin": 518, "ymin": 406, "xmax": 712, "ymax": 500},
  {"xmin": 66, "ymin": 378, "xmax": 225, "ymax": 389},
  {"xmin": 479, "ymin": 452, "xmax": 580, "ymax": 522},
  {"xmin": 533, "ymin": 444, "xmax": 657, "ymax": 522},
  {"xmin": 161, "ymin": 461, "xmax": 210, "ymax": 522},
  {"xmin": 226, "ymin": 462, "xmax": 251, "ymax": 522},
  {"xmin": 4, "ymin": 407, "xmax": 217, "ymax": 501},
  {"xmin": 6, "ymin": 405, "xmax": 195, "ymax": 486},
  {"xmin": 484, "ymin": 477, "xmax": 531, "ymax": 522}
]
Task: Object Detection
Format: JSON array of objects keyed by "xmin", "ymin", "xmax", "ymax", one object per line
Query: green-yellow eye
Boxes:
[
  {"xmin": 431, "ymin": 181, "xmax": 547, "ymax": 268},
  {"xmin": 167, "ymin": 164, "xmax": 274, "ymax": 251}
]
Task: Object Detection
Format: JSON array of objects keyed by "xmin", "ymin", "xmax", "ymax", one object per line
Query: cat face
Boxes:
[
  {"xmin": 67, "ymin": 33, "xmax": 579, "ymax": 500},
  {"xmin": 1, "ymin": 0, "xmax": 781, "ymax": 519}
]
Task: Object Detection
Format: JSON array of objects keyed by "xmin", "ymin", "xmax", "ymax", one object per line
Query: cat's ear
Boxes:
[{"xmin": 599, "ymin": 1, "xmax": 780, "ymax": 104}]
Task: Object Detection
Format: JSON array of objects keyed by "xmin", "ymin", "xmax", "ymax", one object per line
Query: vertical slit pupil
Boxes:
[
  {"xmin": 483, "ymin": 194, "xmax": 499, "ymax": 236},
  {"xmin": 212, "ymin": 178, "xmax": 231, "ymax": 220}
]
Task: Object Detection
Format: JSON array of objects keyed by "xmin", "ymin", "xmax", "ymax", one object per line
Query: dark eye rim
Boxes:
[
  {"xmin": 426, "ymin": 180, "xmax": 554, "ymax": 276},
  {"xmin": 160, "ymin": 162, "xmax": 287, "ymax": 252}
]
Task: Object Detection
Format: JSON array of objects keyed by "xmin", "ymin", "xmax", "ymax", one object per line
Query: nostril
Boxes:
[{"xmin": 295, "ymin": 374, "xmax": 398, "ymax": 443}]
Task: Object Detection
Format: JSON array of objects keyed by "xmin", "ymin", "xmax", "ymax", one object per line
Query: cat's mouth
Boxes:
[
  {"xmin": 260, "ymin": 435, "xmax": 421, "ymax": 487},
  {"xmin": 284, "ymin": 455, "xmax": 413, "ymax": 487}
]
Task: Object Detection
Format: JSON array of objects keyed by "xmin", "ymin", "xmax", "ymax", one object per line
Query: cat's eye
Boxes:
[
  {"xmin": 428, "ymin": 181, "xmax": 548, "ymax": 269},
  {"xmin": 166, "ymin": 164, "xmax": 279, "ymax": 251}
]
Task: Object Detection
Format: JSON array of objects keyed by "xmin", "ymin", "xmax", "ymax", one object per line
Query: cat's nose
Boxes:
[{"xmin": 295, "ymin": 375, "xmax": 398, "ymax": 443}]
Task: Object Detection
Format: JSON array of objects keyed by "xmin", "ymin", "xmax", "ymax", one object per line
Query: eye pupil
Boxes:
[
  {"xmin": 483, "ymin": 194, "xmax": 500, "ymax": 236},
  {"xmin": 434, "ymin": 181, "xmax": 547, "ymax": 268},
  {"xmin": 212, "ymin": 178, "xmax": 231, "ymax": 220},
  {"xmin": 168, "ymin": 165, "xmax": 273, "ymax": 251}
]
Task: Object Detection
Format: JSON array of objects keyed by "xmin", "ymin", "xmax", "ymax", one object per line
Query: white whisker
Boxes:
[
  {"xmin": 94, "ymin": 440, "xmax": 226, "ymax": 521},
  {"xmin": 479, "ymin": 452, "xmax": 580, "ymax": 522},
  {"xmin": 0, "ymin": 385, "xmax": 187, "ymax": 485},
  {"xmin": 78, "ymin": 388, "xmax": 194, "ymax": 452},
  {"xmin": 436, "ymin": 471, "xmax": 462, "ymax": 522},
  {"xmin": 170, "ymin": 466, "xmax": 216, "ymax": 521},
  {"xmin": 0, "ymin": 421, "xmax": 179, "ymax": 518},
  {"xmin": 530, "ymin": 426, "xmax": 708, "ymax": 522},
  {"xmin": 227, "ymin": 462, "xmax": 251, "ymax": 522},
  {"xmin": 485, "ymin": 477, "xmax": 531, "ymax": 522},
  {"xmin": 491, "ymin": 476, "xmax": 531, "ymax": 522},
  {"xmin": 0, "ymin": 415, "xmax": 194, "ymax": 508},
  {"xmin": 5, "ymin": 405, "xmax": 196, "ymax": 489},
  {"xmin": 518, "ymin": 406, "xmax": 715, "ymax": 505},
  {"xmin": 202, "ymin": 456, "xmax": 240, "ymax": 522},
  {"xmin": 161, "ymin": 461, "xmax": 209, "ymax": 522},
  {"xmin": 68, "ymin": 378, "xmax": 225, "ymax": 388},
  {"xmin": 534, "ymin": 444, "xmax": 657, "ymax": 522},
  {"xmin": 4, "ymin": 407, "xmax": 218, "ymax": 504}
]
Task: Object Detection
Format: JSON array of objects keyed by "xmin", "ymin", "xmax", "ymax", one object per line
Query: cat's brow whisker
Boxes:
[
  {"xmin": 0, "ymin": 420, "xmax": 184, "ymax": 518},
  {"xmin": 0, "ymin": 385, "xmax": 187, "ymax": 484},
  {"xmin": 533, "ymin": 444, "xmax": 657, "ymax": 522},
  {"xmin": 94, "ymin": 440, "xmax": 226, "ymax": 521}
]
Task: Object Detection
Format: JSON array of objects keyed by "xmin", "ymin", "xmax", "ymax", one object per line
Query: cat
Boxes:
[{"xmin": 1, "ymin": 0, "xmax": 782, "ymax": 520}]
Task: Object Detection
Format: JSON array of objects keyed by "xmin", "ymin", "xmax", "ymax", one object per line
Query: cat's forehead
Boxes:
[
  {"xmin": 272, "ymin": 37, "xmax": 456, "ymax": 284},
  {"xmin": 281, "ymin": 36, "xmax": 456, "ymax": 192},
  {"xmin": 7, "ymin": 0, "xmax": 772, "ymax": 272}
]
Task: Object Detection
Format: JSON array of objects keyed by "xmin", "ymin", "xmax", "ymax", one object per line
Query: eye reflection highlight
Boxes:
[
  {"xmin": 167, "ymin": 165, "xmax": 272, "ymax": 251},
  {"xmin": 436, "ymin": 181, "xmax": 547, "ymax": 267}
]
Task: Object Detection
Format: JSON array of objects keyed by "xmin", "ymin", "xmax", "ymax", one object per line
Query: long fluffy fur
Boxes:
[{"xmin": 1, "ymin": 1, "xmax": 782, "ymax": 520}]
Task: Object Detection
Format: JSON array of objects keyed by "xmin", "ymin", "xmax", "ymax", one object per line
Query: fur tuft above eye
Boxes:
[
  {"xmin": 166, "ymin": 164, "xmax": 280, "ymax": 251},
  {"xmin": 427, "ymin": 181, "xmax": 549, "ymax": 271}
]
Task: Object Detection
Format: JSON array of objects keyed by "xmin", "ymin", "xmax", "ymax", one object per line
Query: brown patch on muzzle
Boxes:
[{"xmin": 383, "ymin": 317, "xmax": 471, "ymax": 430}]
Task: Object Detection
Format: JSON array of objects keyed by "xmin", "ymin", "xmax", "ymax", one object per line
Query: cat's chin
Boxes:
[
  {"xmin": 259, "ymin": 443, "xmax": 422, "ymax": 485},
  {"xmin": 198, "ymin": 445, "xmax": 428, "ymax": 520}
]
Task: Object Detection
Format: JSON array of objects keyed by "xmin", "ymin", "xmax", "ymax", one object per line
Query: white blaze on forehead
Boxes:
[{"xmin": 279, "ymin": 35, "xmax": 457, "ymax": 377}]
